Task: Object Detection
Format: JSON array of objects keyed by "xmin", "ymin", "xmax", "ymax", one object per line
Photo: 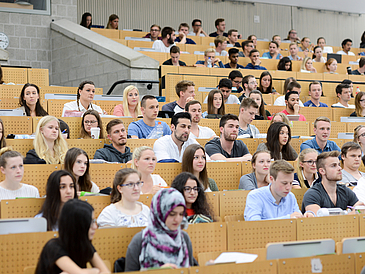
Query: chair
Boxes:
[
  {"xmin": 0, "ymin": 198, "xmax": 45, "ymax": 219},
  {"xmin": 341, "ymin": 237, "xmax": 365, "ymax": 254},
  {"xmin": 227, "ymin": 219, "xmax": 297, "ymax": 250},
  {"xmin": 89, "ymin": 163, "xmax": 125, "ymax": 190},
  {"xmin": 347, "ymin": 122, "xmax": 365, "ymax": 133},
  {"xmin": 94, "ymin": 100, "xmax": 122, "ymax": 115},
  {"xmin": 242, "ymin": 139, "xmax": 261, "ymax": 154},
  {"xmin": 296, "ymin": 215, "xmax": 359, "ymax": 242},
  {"xmin": 300, "ymin": 107, "xmax": 332, "ymax": 124},
  {"xmin": 91, "ymin": 28, "xmax": 120, "ymax": 39},
  {"xmin": 225, "ymin": 104, "xmax": 240, "ymax": 116},
  {"xmin": 207, "ymin": 161, "xmax": 242, "ymax": 190},
  {"xmin": 47, "ymin": 99, "xmax": 72, "ymax": 116},
  {"xmin": 0, "ymin": 217, "xmax": 47, "ymax": 234},
  {"xmin": 219, "ymin": 190, "xmax": 250, "ymax": 219},
  {"xmin": 327, "ymin": 121, "xmax": 348, "ymax": 138},
  {"xmin": 165, "ymin": 74, "xmax": 183, "ymax": 101},
  {"xmin": 195, "ymin": 138, "xmax": 211, "ymax": 148},
  {"xmin": 6, "ymin": 139, "xmax": 34, "ymax": 157},
  {"xmin": 80, "ymin": 195, "xmax": 110, "ymax": 218},
  {"xmin": 199, "ymin": 119, "xmax": 220, "ymax": 135},
  {"xmin": 27, "ymin": 68, "xmax": 49, "ymax": 86},
  {"xmin": 66, "ymin": 139, "xmax": 104, "ymax": 158},
  {"xmin": 331, "ymin": 108, "xmax": 354, "ymax": 122},
  {"xmin": 251, "ymin": 120, "xmax": 270, "ymax": 133},
  {"xmin": 154, "ymin": 163, "xmax": 182, "ymax": 185},
  {"xmin": 179, "ymin": 53, "xmax": 198, "ymax": 66},
  {"xmin": 291, "ymin": 121, "xmax": 310, "ymax": 136},
  {"xmin": 291, "ymin": 188, "xmax": 307, "ymax": 211},
  {"xmin": 2, "ymin": 67, "xmax": 28, "ymax": 84},
  {"xmin": 126, "ymin": 139, "xmax": 157, "ymax": 152},
  {"xmin": 290, "ymin": 138, "xmax": 303, "ymax": 154},
  {"xmin": 206, "ymin": 191, "xmax": 220, "ymax": 219},
  {"xmin": 355, "ymin": 252, "xmax": 365, "ymax": 274},
  {"xmin": 224, "ymin": 214, "xmax": 244, "ymax": 222},
  {"xmin": 138, "ymin": 51, "xmax": 168, "ymax": 65},
  {"xmin": 138, "ymin": 193, "xmax": 154, "ymax": 208},
  {"xmin": 0, "ymin": 98, "xmax": 26, "ymax": 109},
  {"xmin": 2, "ymin": 116, "xmax": 32, "ymax": 135}
]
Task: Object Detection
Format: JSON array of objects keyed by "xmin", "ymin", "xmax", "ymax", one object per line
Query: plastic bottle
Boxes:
[
  {"xmin": 357, "ymin": 87, "xmax": 361, "ymax": 94},
  {"xmin": 148, "ymin": 122, "xmax": 164, "ymax": 139},
  {"xmin": 207, "ymin": 57, "xmax": 212, "ymax": 68}
]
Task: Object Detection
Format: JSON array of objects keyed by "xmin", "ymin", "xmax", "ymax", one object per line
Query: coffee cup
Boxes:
[{"xmin": 90, "ymin": 127, "xmax": 100, "ymax": 139}]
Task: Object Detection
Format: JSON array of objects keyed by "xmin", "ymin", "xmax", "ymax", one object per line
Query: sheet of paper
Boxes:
[{"xmin": 214, "ymin": 252, "xmax": 258, "ymax": 264}]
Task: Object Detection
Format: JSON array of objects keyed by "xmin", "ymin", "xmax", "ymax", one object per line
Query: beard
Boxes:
[
  {"xmin": 223, "ymin": 130, "xmax": 237, "ymax": 141},
  {"xmin": 174, "ymin": 131, "xmax": 188, "ymax": 143}
]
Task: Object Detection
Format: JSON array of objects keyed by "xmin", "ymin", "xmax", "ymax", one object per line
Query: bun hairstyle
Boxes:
[{"xmin": 0, "ymin": 147, "xmax": 22, "ymax": 168}]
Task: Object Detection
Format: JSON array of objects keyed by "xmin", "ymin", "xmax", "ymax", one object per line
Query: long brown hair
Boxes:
[
  {"xmin": 0, "ymin": 119, "xmax": 6, "ymax": 148},
  {"xmin": 258, "ymin": 71, "xmax": 274, "ymax": 94},
  {"xmin": 207, "ymin": 89, "xmax": 225, "ymax": 115},
  {"xmin": 182, "ymin": 144, "xmax": 209, "ymax": 189},
  {"xmin": 355, "ymin": 91, "xmax": 365, "ymax": 117},
  {"xmin": 249, "ymin": 90, "xmax": 267, "ymax": 120},
  {"xmin": 266, "ymin": 122, "xmax": 296, "ymax": 161},
  {"xmin": 79, "ymin": 110, "xmax": 104, "ymax": 139},
  {"xmin": 110, "ymin": 168, "xmax": 141, "ymax": 203},
  {"xmin": 18, "ymin": 83, "xmax": 48, "ymax": 116}
]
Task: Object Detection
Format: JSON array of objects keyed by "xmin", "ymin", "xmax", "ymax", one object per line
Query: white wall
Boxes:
[{"xmin": 78, "ymin": 0, "xmax": 365, "ymax": 48}]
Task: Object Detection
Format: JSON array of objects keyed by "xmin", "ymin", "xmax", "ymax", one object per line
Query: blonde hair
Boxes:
[
  {"xmin": 204, "ymin": 48, "xmax": 216, "ymax": 56},
  {"xmin": 296, "ymin": 148, "xmax": 318, "ymax": 188},
  {"xmin": 353, "ymin": 125, "xmax": 365, "ymax": 144},
  {"xmin": 301, "ymin": 57, "xmax": 312, "ymax": 70},
  {"xmin": 122, "ymin": 85, "xmax": 141, "ymax": 117},
  {"xmin": 34, "ymin": 116, "xmax": 68, "ymax": 164},
  {"xmin": 131, "ymin": 146, "xmax": 154, "ymax": 170},
  {"xmin": 270, "ymin": 113, "xmax": 290, "ymax": 126}
]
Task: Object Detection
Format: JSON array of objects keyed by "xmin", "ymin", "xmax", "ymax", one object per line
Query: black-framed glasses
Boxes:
[
  {"xmin": 120, "ymin": 181, "xmax": 144, "ymax": 188},
  {"xmin": 359, "ymin": 133, "xmax": 365, "ymax": 138},
  {"xmin": 183, "ymin": 186, "xmax": 201, "ymax": 193},
  {"xmin": 302, "ymin": 160, "xmax": 316, "ymax": 166}
]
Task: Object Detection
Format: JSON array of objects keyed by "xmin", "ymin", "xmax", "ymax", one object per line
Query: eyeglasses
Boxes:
[
  {"xmin": 183, "ymin": 186, "xmax": 201, "ymax": 193},
  {"xmin": 359, "ymin": 133, "xmax": 365, "ymax": 138},
  {"xmin": 360, "ymin": 99, "xmax": 365, "ymax": 102},
  {"xmin": 233, "ymin": 80, "xmax": 242, "ymax": 84},
  {"xmin": 91, "ymin": 218, "xmax": 98, "ymax": 226},
  {"xmin": 151, "ymin": 29, "xmax": 160, "ymax": 32},
  {"xmin": 302, "ymin": 160, "xmax": 316, "ymax": 166},
  {"xmin": 194, "ymin": 24, "xmax": 202, "ymax": 27},
  {"xmin": 120, "ymin": 181, "xmax": 144, "ymax": 188},
  {"xmin": 84, "ymin": 120, "xmax": 97, "ymax": 124}
]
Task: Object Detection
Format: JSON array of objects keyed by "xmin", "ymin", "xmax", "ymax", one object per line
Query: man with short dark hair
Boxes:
[
  {"xmin": 238, "ymin": 98, "xmax": 260, "ymax": 138},
  {"xmin": 152, "ymin": 26, "xmax": 176, "ymax": 53},
  {"xmin": 128, "ymin": 95, "xmax": 171, "ymax": 139},
  {"xmin": 189, "ymin": 19, "xmax": 208, "ymax": 37},
  {"xmin": 209, "ymin": 18, "xmax": 228, "ymax": 37},
  {"xmin": 245, "ymin": 160, "xmax": 311, "ymax": 221},
  {"xmin": 352, "ymin": 57, "xmax": 365, "ymax": 75},
  {"xmin": 229, "ymin": 70, "xmax": 243, "ymax": 93},
  {"xmin": 337, "ymin": 39, "xmax": 355, "ymax": 56},
  {"xmin": 214, "ymin": 36, "xmax": 228, "ymax": 56},
  {"xmin": 162, "ymin": 80, "xmax": 195, "ymax": 113},
  {"xmin": 244, "ymin": 49, "xmax": 267, "ymax": 70},
  {"xmin": 143, "ymin": 24, "xmax": 161, "ymax": 41},
  {"xmin": 203, "ymin": 79, "xmax": 240, "ymax": 104},
  {"xmin": 185, "ymin": 100, "xmax": 216, "ymax": 139},
  {"xmin": 175, "ymin": 23, "xmax": 195, "ymax": 44},
  {"xmin": 238, "ymin": 75, "xmax": 257, "ymax": 100},
  {"xmin": 274, "ymin": 81, "xmax": 304, "ymax": 106},
  {"xmin": 205, "ymin": 114, "xmax": 252, "ymax": 161},
  {"xmin": 300, "ymin": 117, "xmax": 341, "ymax": 153},
  {"xmin": 227, "ymin": 29, "xmax": 240, "ymax": 47},
  {"xmin": 153, "ymin": 112, "xmax": 199, "ymax": 162},
  {"xmin": 331, "ymin": 84, "xmax": 354, "ymax": 108},
  {"xmin": 239, "ymin": 40, "xmax": 254, "ymax": 57},
  {"xmin": 262, "ymin": 41, "xmax": 283, "ymax": 59},
  {"xmin": 302, "ymin": 151, "xmax": 363, "ymax": 215},
  {"xmin": 304, "ymin": 82, "xmax": 328, "ymax": 107},
  {"xmin": 340, "ymin": 142, "xmax": 363, "ymax": 186},
  {"xmin": 162, "ymin": 46, "xmax": 186, "ymax": 66},
  {"xmin": 280, "ymin": 90, "xmax": 306, "ymax": 121},
  {"xmin": 94, "ymin": 119, "xmax": 132, "ymax": 163},
  {"xmin": 224, "ymin": 48, "xmax": 244, "ymax": 69}
]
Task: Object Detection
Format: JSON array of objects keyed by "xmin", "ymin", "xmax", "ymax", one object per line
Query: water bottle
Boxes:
[
  {"xmin": 148, "ymin": 122, "xmax": 164, "ymax": 139},
  {"xmin": 207, "ymin": 57, "xmax": 212, "ymax": 68},
  {"xmin": 357, "ymin": 87, "xmax": 361, "ymax": 94}
]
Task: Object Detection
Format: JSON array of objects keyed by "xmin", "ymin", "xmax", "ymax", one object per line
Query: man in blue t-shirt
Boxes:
[
  {"xmin": 303, "ymin": 82, "xmax": 328, "ymax": 107},
  {"xmin": 128, "ymin": 95, "xmax": 171, "ymax": 139},
  {"xmin": 224, "ymin": 48, "xmax": 244, "ymax": 69}
]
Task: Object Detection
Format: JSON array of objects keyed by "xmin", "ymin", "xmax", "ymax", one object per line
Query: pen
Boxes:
[{"xmin": 62, "ymin": 129, "xmax": 67, "ymax": 134}]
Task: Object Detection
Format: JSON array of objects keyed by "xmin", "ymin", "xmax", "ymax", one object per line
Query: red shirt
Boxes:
[
  {"xmin": 186, "ymin": 208, "xmax": 195, "ymax": 216},
  {"xmin": 280, "ymin": 109, "xmax": 306, "ymax": 121}
]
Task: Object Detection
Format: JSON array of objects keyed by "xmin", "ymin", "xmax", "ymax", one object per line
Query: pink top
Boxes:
[
  {"xmin": 113, "ymin": 104, "xmax": 125, "ymax": 116},
  {"xmin": 280, "ymin": 109, "xmax": 306, "ymax": 121}
]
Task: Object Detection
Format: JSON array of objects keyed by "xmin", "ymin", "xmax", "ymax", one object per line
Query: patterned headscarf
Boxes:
[{"xmin": 139, "ymin": 188, "xmax": 189, "ymax": 269}]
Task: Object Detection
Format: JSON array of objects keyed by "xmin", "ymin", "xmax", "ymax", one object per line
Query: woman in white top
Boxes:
[
  {"xmin": 97, "ymin": 168, "xmax": 150, "ymax": 227},
  {"xmin": 131, "ymin": 146, "xmax": 167, "ymax": 194},
  {"xmin": 62, "ymin": 80, "xmax": 104, "ymax": 117},
  {"xmin": 63, "ymin": 147, "xmax": 100, "ymax": 193},
  {"xmin": 312, "ymin": 46, "xmax": 327, "ymax": 63},
  {"xmin": 0, "ymin": 147, "xmax": 39, "ymax": 201},
  {"xmin": 300, "ymin": 57, "xmax": 317, "ymax": 73}
]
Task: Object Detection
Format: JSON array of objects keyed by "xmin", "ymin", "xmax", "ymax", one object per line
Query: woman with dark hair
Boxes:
[
  {"xmin": 35, "ymin": 170, "xmax": 77, "ymax": 231},
  {"xmin": 351, "ymin": 91, "xmax": 365, "ymax": 117},
  {"xmin": 79, "ymin": 110, "xmax": 104, "ymax": 139},
  {"xmin": 256, "ymin": 122, "xmax": 297, "ymax": 161},
  {"xmin": 62, "ymin": 80, "xmax": 104, "ymax": 117},
  {"xmin": 0, "ymin": 147, "xmax": 39, "ymax": 201},
  {"xmin": 80, "ymin": 12, "xmax": 92, "ymax": 29},
  {"xmin": 181, "ymin": 144, "xmax": 218, "ymax": 192},
  {"xmin": 0, "ymin": 119, "xmax": 6, "ymax": 149},
  {"xmin": 277, "ymin": 57, "xmax": 292, "ymax": 71},
  {"xmin": 35, "ymin": 199, "xmax": 110, "ymax": 273},
  {"xmin": 16, "ymin": 83, "xmax": 48, "ymax": 117},
  {"xmin": 257, "ymin": 71, "xmax": 277, "ymax": 94},
  {"xmin": 97, "ymin": 168, "xmax": 149, "ymax": 227},
  {"xmin": 125, "ymin": 188, "xmax": 197, "ymax": 271},
  {"xmin": 106, "ymin": 14, "xmax": 119, "ymax": 29},
  {"xmin": 171, "ymin": 172, "xmax": 213, "ymax": 223},
  {"xmin": 249, "ymin": 90, "xmax": 271, "ymax": 120},
  {"xmin": 202, "ymin": 89, "xmax": 225, "ymax": 119},
  {"xmin": 360, "ymin": 31, "xmax": 365, "ymax": 48},
  {"xmin": 312, "ymin": 46, "xmax": 326, "ymax": 63},
  {"xmin": 0, "ymin": 64, "xmax": 3, "ymax": 84},
  {"xmin": 64, "ymin": 147, "xmax": 99, "ymax": 193}
]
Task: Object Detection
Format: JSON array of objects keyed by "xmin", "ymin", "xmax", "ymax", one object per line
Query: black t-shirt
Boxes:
[
  {"xmin": 36, "ymin": 238, "xmax": 96, "ymax": 274},
  {"xmin": 205, "ymin": 138, "xmax": 250, "ymax": 158},
  {"xmin": 301, "ymin": 182, "xmax": 358, "ymax": 213}
]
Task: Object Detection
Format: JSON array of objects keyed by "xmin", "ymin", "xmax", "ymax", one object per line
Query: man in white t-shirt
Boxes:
[
  {"xmin": 152, "ymin": 26, "xmax": 176, "ymax": 53},
  {"xmin": 153, "ymin": 112, "xmax": 199, "ymax": 162},
  {"xmin": 336, "ymin": 39, "xmax": 355, "ymax": 56},
  {"xmin": 331, "ymin": 83, "xmax": 355, "ymax": 108},
  {"xmin": 203, "ymin": 79, "xmax": 240, "ymax": 104},
  {"xmin": 162, "ymin": 80, "xmax": 195, "ymax": 114},
  {"xmin": 274, "ymin": 81, "xmax": 304, "ymax": 107},
  {"xmin": 185, "ymin": 100, "xmax": 217, "ymax": 139}
]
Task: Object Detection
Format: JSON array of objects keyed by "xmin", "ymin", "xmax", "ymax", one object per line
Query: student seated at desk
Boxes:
[
  {"xmin": 244, "ymin": 160, "xmax": 314, "ymax": 221},
  {"xmin": 79, "ymin": 110, "xmax": 104, "ymax": 139},
  {"xmin": 340, "ymin": 142, "xmax": 365, "ymax": 186},
  {"xmin": 35, "ymin": 170, "xmax": 77, "ymax": 231},
  {"xmin": 353, "ymin": 125, "xmax": 365, "ymax": 155},
  {"xmin": 113, "ymin": 85, "xmax": 141, "ymax": 118},
  {"xmin": 0, "ymin": 148, "xmax": 39, "ymax": 201},
  {"xmin": 97, "ymin": 168, "xmax": 150, "ymax": 228},
  {"xmin": 295, "ymin": 149, "xmax": 321, "ymax": 188},
  {"xmin": 171, "ymin": 172, "xmax": 213, "ymax": 223},
  {"xmin": 35, "ymin": 199, "xmax": 110, "ymax": 274},
  {"xmin": 350, "ymin": 91, "xmax": 365, "ymax": 117},
  {"xmin": 201, "ymin": 89, "xmax": 225, "ymax": 119},
  {"xmin": 16, "ymin": 83, "xmax": 48, "ymax": 117}
]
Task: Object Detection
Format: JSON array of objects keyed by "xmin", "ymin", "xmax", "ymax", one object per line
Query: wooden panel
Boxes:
[
  {"xmin": 291, "ymin": 121, "xmax": 309, "ymax": 136},
  {"xmin": 242, "ymin": 139, "xmax": 261, "ymax": 154},
  {"xmin": 179, "ymin": 53, "xmax": 198, "ymax": 66},
  {"xmin": 252, "ymin": 120, "xmax": 270, "ymax": 133},
  {"xmin": 270, "ymin": 70, "xmax": 297, "ymax": 80},
  {"xmin": 80, "ymin": 195, "xmax": 110, "ymax": 218},
  {"xmin": 89, "ymin": 163, "xmax": 125, "ymax": 190},
  {"xmin": 277, "ymin": 253, "xmax": 355, "ymax": 274},
  {"xmin": 27, "ymin": 68, "xmax": 49, "ymax": 86},
  {"xmin": 119, "ymin": 30, "xmax": 146, "ymax": 39},
  {"xmin": 206, "ymin": 192, "xmax": 220, "ymax": 219},
  {"xmin": 2, "ymin": 67, "xmax": 28, "ymax": 84},
  {"xmin": 184, "ymin": 75, "xmax": 218, "ymax": 90},
  {"xmin": 94, "ymin": 100, "xmax": 121, "ymax": 115},
  {"xmin": 126, "ymin": 138, "xmax": 156, "ymax": 152},
  {"xmin": 355, "ymin": 252, "xmax": 365, "ymax": 274},
  {"xmin": 160, "ymin": 65, "xmax": 179, "ymax": 77},
  {"xmin": 33, "ymin": 117, "xmax": 82, "ymax": 139},
  {"xmin": 266, "ymin": 105, "xmax": 285, "ymax": 115},
  {"xmin": 66, "ymin": 139, "xmax": 104, "ymax": 159},
  {"xmin": 154, "ymin": 162, "xmax": 181, "ymax": 185},
  {"xmin": 0, "ymin": 198, "xmax": 44, "ymax": 219},
  {"xmin": 225, "ymin": 104, "xmax": 240, "ymax": 116},
  {"xmin": 47, "ymin": 99, "xmax": 72, "ymax": 117},
  {"xmin": 138, "ymin": 51, "xmax": 168, "ymax": 65},
  {"xmin": 241, "ymin": 161, "xmax": 252, "ymax": 176},
  {"xmin": 127, "ymin": 40, "xmax": 154, "ymax": 49},
  {"xmin": 6, "ymin": 139, "xmax": 33, "ymax": 157},
  {"xmin": 291, "ymin": 188, "xmax": 308, "ymax": 211},
  {"xmin": 323, "ymin": 73, "xmax": 348, "ymax": 82},
  {"xmin": 206, "ymin": 161, "xmax": 241, "ymax": 190},
  {"xmin": 199, "ymin": 119, "xmax": 220, "ymax": 135},
  {"xmin": 296, "ymin": 72, "xmax": 324, "ymax": 81},
  {"xmin": 227, "ymin": 219, "xmax": 296, "ymax": 250},
  {"xmin": 328, "ymin": 121, "xmax": 348, "ymax": 138},
  {"xmin": 91, "ymin": 28, "xmax": 120, "ymax": 39},
  {"xmin": 290, "ymin": 138, "xmax": 304, "ymax": 154},
  {"xmin": 347, "ymin": 122, "xmax": 365, "ymax": 133},
  {"xmin": 2, "ymin": 116, "xmax": 32, "ymax": 135},
  {"xmin": 297, "ymin": 215, "xmax": 359, "ymax": 242},
  {"xmin": 300, "ymin": 107, "xmax": 332, "ymax": 124},
  {"xmin": 260, "ymin": 59, "xmax": 279, "ymax": 70},
  {"xmin": 219, "ymin": 190, "xmax": 250, "ymax": 218},
  {"xmin": 40, "ymin": 86, "xmax": 103, "ymax": 95},
  {"xmin": 331, "ymin": 108, "xmax": 354, "ymax": 122},
  {"xmin": 0, "ymin": 98, "xmax": 22, "ymax": 109},
  {"xmin": 0, "ymin": 85, "xmax": 22, "ymax": 99},
  {"xmin": 178, "ymin": 66, "xmax": 210, "ymax": 76},
  {"xmin": 164, "ymin": 74, "xmax": 183, "ymax": 101}
]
